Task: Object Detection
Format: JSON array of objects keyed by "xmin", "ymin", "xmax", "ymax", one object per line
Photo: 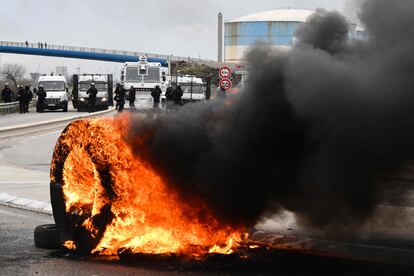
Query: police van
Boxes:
[
  {"xmin": 72, "ymin": 74, "xmax": 112, "ymax": 111},
  {"xmin": 120, "ymin": 56, "xmax": 168, "ymax": 102},
  {"xmin": 168, "ymin": 75, "xmax": 206, "ymax": 102},
  {"xmin": 37, "ymin": 75, "xmax": 69, "ymax": 112}
]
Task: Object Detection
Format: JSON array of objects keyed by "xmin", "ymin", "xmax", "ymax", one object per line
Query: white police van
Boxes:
[{"xmin": 37, "ymin": 75, "xmax": 68, "ymax": 112}]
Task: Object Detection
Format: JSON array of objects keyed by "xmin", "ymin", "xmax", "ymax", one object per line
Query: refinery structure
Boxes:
[{"xmin": 220, "ymin": 9, "xmax": 366, "ymax": 63}]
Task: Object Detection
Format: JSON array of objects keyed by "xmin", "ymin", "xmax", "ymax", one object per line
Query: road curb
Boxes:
[
  {"xmin": 0, "ymin": 107, "xmax": 116, "ymax": 139},
  {"xmin": 0, "ymin": 192, "xmax": 52, "ymax": 215}
]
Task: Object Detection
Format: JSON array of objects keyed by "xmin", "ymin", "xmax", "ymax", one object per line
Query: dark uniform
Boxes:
[
  {"xmin": 114, "ymin": 85, "xmax": 125, "ymax": 112},
  {"xmin": 129, "ymin": 86, "xmax": 136, "ymax": 108},
  {"xmin": 86, "ymin": 84, "xmax": 98, "ymax": 113},
  {"xmin": 17, "ymin": 86, "xmax": 26, "ymax": 114},
  {"xmin": 151, "ymin": 85, "xmax": 162, "ymax": 108},
  {"xmin": 1, "ymin": 85, "xmax": 13, "ymax": 103},
  {"xmin": 24, "ymin": 85, "xmax": 33, "ymax": 113},
  {"xmin": 165, "ymin": 86, "xmax": 173, "ymax": 109},
  {"xmin": 216, "ymin": 85, "xmax": 226, "ymax": 99},
  {"xmin": 36, "ymin": 87, "xmax": 47, "ymax": 113},
  {"xmin": 172, "ymin": 85, "xmax": 183, "ymax": 105}
]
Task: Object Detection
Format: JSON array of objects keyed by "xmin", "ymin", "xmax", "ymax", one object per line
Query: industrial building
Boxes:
[
  {"xmin": 223, "ymin": 9, "xmax": 314, "ymax": 63},
  {"xmin": 220, "ymin": 9, "xmax": 367, "ymax": 64}
]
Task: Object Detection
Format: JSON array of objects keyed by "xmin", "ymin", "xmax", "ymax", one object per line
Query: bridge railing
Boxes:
[{"xmin": 0, "ymin": 40, "xmax": 216, "ymax": 64}]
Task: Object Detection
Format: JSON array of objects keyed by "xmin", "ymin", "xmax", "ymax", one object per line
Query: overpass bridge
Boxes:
[{"xmin": 0, "ymin": 40, "xmax": 223, "ymax": 68}]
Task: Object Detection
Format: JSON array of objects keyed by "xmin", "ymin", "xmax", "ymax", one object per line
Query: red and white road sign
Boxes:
[
  {"xmin": 219, "ymin": 66, "xmax": 232, "ymax": 79},
  {"xmin": 219, "ymin": 78, "xmax": 232, "ymax": 91}
]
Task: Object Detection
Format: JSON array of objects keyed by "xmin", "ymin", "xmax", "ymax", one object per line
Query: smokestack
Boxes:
[{"xmin": 218, "ymin": 12, "xmax": 223, "ymax": 62}]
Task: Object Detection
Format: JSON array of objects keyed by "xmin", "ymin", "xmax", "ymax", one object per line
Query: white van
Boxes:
[
  {"xmin": 38, "ymin": 75, "xmax": 68, "ymax": 112},
  {"xmin": 171, "ymin": 75, "xmax": 206, "ymax": 102}
]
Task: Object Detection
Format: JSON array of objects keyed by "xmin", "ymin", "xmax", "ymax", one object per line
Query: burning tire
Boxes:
[
  {"xmin": 34, "ymin": 224, "xmax": 60, "ymax": 249},
  {"xmin": 50, "ymin": 118, "xmax": 242, "ymax": 256},
  {"xmin": 50, "ymin": 119, "xmax": 117, "ymax": 254}
]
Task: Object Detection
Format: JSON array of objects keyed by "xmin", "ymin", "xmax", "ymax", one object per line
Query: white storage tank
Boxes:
[{"xmin": 224, "ymin": 9, "xmax": 314, "ymax": 63}]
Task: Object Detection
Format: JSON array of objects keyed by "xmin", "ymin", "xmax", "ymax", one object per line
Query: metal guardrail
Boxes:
[
  {"xmin": 0, "ymin": 101, "xmax": 20, "ymax": 115},
  {"xmin": 0, "ymin": 101, "xmax": 36, "ymax": 115},
  {"xmin": 0, "ymin": 40, "xmax": 218, "ymax": 65}
]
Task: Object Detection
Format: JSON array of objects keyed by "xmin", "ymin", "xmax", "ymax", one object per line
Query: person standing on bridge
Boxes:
[
  {"xmin": 24, "ymin": 85, "xmax": 33, "ymax": 113},
  {"xmin": 36, "ymin": 85, "xmax": 47, "ymax": 113},
  {"xmin": 151, "ymin": 85, "xmax": 162, "ymax": 108},
  {"xmin": 86, "ymin": 83, "xmax": 98, "ymax": 113},
  {"xmin": 17, "ymin": 85, "xmax": 26, "ymax": 114},
  {"xmin": 1, "ymin": 83, "xmax": 14, "ymax": 103}
]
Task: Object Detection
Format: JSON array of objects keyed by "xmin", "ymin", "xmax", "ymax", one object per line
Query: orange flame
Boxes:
[{"xmin": 52, "ymin": 115, "xmax": 245, "ymax": 257}]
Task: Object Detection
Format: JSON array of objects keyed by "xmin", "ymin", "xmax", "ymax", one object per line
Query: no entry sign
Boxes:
[
  {"xmin": 219, "ymin": 66, "xmax": 232, "ymax": 79},
  {"xmin": 219, "ymin": 78, "xmax": 232, "ymax": 91}
]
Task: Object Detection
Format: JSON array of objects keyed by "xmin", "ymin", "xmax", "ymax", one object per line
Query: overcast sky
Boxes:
[{"xmin": 0, "ymin": 0, "xmax": 359, "ymax": 79}]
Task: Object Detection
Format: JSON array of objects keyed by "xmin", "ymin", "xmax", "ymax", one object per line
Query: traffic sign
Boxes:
[
  {"xmin": 234, "ymin": 70, "xmax": 248, "ymax": 75},
  {"xmin": 219, "ymin": 66, "xmax": 232, "ymax": 79},
  {"xmin": 219, "ymin": 78, "xmax": 232, "ymax": 91}
]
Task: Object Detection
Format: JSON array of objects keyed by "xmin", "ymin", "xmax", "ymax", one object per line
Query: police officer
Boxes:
[
  {"xmin": 36, "ymin": 85, "xmax": 47, "ymax": 113},
  {"xmin": 165, "ymin": 85, "xmax": 173, "ymax": 110},
  {"xmin": 129, "ymin": 85, "xmax": 136, "ymax": 108},
  {"xmin": 86, "ymin": 83, "xmax": 98, "ymax": 113},
  {"xmin": 151, "ymin": 85, "xmax": 162, "ymax": 108},
  {"xmin": 216, "ymin": 83, "xmax": 226, "ymax": 99},
  {"xmin": 1, "ymin": 83, "xmax": 13, "ymax": 103},
  {"xmin": 24, "ymin": 85, "xmax": 33, "ymax": 113},
  {"xmin": 114, "ymin": 84, "xmax": 125, "ymax": 112},
  {"xmin": 172, "ymin": 85, "xmax": 183, "ymax": 106},
  {"xmin": 17, "ymin": 85, "xmax": 26, "ymax": 114}
]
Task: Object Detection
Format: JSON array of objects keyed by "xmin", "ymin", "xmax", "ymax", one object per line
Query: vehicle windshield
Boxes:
[
  {"xmin": 38, "ymin": 81, "xmax": 65, "ymax": 91},
  {"xmin": 179, "ymin": 83, "xmax": 205, "ymax": 94},
  {"xmin": 126, "ymin": 66, "xmax": 160, "ymax": 82},
  {"xmin": 79, "ymin": 82, "xmax": 107, "ymax": 91}
]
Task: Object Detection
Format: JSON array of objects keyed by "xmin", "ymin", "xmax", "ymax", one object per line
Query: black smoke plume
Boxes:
[{"xmin": 127, "ymin": 0, "xmax": 414, "ymax": 231}]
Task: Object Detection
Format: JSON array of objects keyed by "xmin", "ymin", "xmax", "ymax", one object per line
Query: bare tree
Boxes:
[{"xmin": 1, "ymin": 63, "xmax": 26, "ymax": 88}]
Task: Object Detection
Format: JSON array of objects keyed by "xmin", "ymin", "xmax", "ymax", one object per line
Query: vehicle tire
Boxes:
[
  {"xmin": 63, "ymin": 104, "xmax": 68, "ymax": 112},
  {"xmin": 34, "ymin": 224, "xmax": 61, "ymax": 249}
]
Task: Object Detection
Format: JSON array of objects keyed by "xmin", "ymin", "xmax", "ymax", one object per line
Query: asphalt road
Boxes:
[
  {"xmin": 1, "ymin": 205, "xmax": 413, "ymax": 276},
  {"xmin": 0, "ymin": 104, "xmax": 80, "ymax": 129}
]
